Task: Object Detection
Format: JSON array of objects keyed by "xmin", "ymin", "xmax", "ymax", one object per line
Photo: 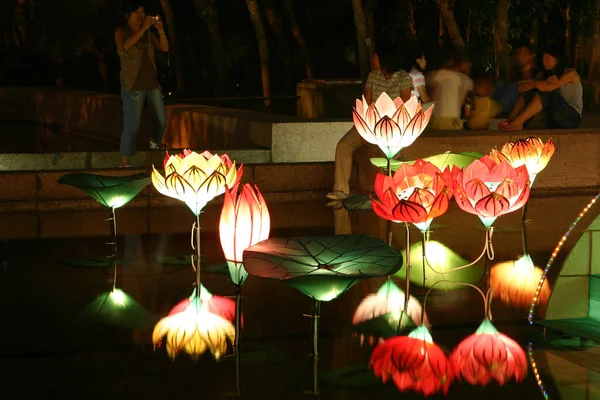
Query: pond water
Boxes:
[
  {"xmin": 0, "ymin": 191, "xmax": 599, "ymax": 399},
  {"xmin": 0, "ymin": 122, "xmax": 116, "ymax": 153}
]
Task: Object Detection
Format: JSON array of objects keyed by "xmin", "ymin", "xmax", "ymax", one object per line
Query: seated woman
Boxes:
[
  {"xmin": 408, "ymin": 50, "xmax": 431, "ymax": 105},
  {"xmin": 326, "ymin": 41, "xmax": 412, "ymax": 202},
  {"xmin": 499, "ymin": 43, "xmax": 582, "ymax": 131}
]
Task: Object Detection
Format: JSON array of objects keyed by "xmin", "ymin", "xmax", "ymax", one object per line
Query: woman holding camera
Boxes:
[{"xmin": 115, "ymin": 1, "xmax": 169, "ymax": 167}]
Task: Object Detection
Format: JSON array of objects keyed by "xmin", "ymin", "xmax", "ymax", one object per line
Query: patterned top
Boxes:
[
  {"xmin": 116, "ymin": 28, "xmax": 156, "ymax": 92},
  {"xmin": 365, "ymin": 70, "xmax": 413, "ymax": 100},
  {"xmin": 409, "ymin": 68, "xmax": 426, "ymax": 99}
]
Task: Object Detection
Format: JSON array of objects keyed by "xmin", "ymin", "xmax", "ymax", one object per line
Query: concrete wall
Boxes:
[
  {"xmin": 0, "ymin": 162, "xmax": 336, "ymax": 240},
  {"xmin": 0, "ymin": 88, "xmax": 289, "ymax": 149}
]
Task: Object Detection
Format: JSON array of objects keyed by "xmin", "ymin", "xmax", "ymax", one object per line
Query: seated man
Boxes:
[
  {"xmin": 326, "ymin": 41, "xmax": 412, "ymax": 202},
  {"xmin": 499, "ymin": 43, "xmax": 582, "ymax": 131},
  {"xmin": 427, "ymin": 53, "xmax": 473, "ymax": 130}
]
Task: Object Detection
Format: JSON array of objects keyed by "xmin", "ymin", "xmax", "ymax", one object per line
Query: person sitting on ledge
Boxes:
[
  {"xmin": 326, "ymin": 41, "xmax": 412, "ymax": 203},
  {"xmin": 426, "ymin": 52, "xmax": 473, "ymax": 131},
  {"xmin": 115, "ymin": 0, "xmax": 170, "ymax": 168},
  {"xmin": 499, "ymin": 43, "xmax": 582, "ymax": 131}
]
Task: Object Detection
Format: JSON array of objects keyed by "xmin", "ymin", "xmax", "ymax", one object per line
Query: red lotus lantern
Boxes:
[
  {"xmin": 371, "ymin": 326, "xmax": 453, "ymax": 396},
  {"xmin": 371, "ymin": 159, "xmax": 451, "ymax": 232},
  {"xmin": 450, "ymin": 319, "xmax": 527, "ymax": 386},
  {"xmin": 451, "ymin": 155, "xmax": 530, "ymax": 228},
  {"xmin": 219, "ymin": 183, "xmax": 271, "ymax": 285}
]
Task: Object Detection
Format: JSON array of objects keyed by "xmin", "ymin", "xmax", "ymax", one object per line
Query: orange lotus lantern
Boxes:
[
  {"xmin": 490, "ymin": 137, "xmax": 555, "ymax": 186},
  {"xmin": 371, "ymin": 159, "xmax": 451, "ymax": 233},
  {"xmin": 353, "ymin": 93, "xmax": 434, "ymax": 160},
  {"xmin": 490, "ymin": 255, "xmax": 551, "ymax": 310},
  {"xmin": 371, "ymin": 326, "xmax": 453, "ymax": 396},
  {"xmin": 219, "ymin": 183, "xmax": 271, "ymax": 286},
  {"xmin": 450, "ymin": 319, "xmax": 528, "ymax": 386}
]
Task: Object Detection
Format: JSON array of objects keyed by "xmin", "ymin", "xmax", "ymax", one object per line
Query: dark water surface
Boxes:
[{"xmin": 1, "ymin": 191, "xmax": 599, "ymax": 399}]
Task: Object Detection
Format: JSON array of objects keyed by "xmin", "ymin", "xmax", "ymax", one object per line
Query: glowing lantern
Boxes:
[
  {"xmin": 450, "ymin": 319, "xmax": 527, "ymax": 386},
  {"xmin": 153, "ymin": 296, "xmax": 235, "ymax": 361},
  {"xmin": 371, "ymin": 159, "xmax": 451, "ymax": 232},
  {"xmin": 353, "ymin": 93, "xmax": 434, "ymax": 159},
  {"xmin": 352, "ymin": 281, "xmax": 429, "ymax": 343},
  {"xmin": 151, "ymin": 149, "xmax": 242, "ymax": 361},
  {"xmin": 219, "ymin": 183, "xmax": 271, "ymax": 285},
  {"xmin": 490, "ymin": 137, "xmax": 555, "ymax": 185},
  {"xmin": 168, "ymin": 286, "xmax": 237, "ymax": 324},
  {"xmin": 151, "ymin": 149, "xmax": 242, "ymax": 216},
  {"xmin": 490, "ymin": 254, "xmax": 551, "ymax": 310},
  {"xmin": 370, "ymin": 326, "xmax": 453, "ymax": 396},
  {"xmin": 83, "ymin": 288, "xmax": 157, "ymax": 330},
  {"xmin": 451, "ymin": 155, "xmax": 530, "ymax": 227}
]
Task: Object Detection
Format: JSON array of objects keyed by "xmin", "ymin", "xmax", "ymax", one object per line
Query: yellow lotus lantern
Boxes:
[
  {"xmin": 151, "ymin": 149, "xmax": 242, "ymax": 361},
  {"xmin": 152, "ymin": 150, "xmax": 242, "ymax": 216},
  {"xmin": 153, "ymin": 296, "xmax": 235, "ymax": 361}
]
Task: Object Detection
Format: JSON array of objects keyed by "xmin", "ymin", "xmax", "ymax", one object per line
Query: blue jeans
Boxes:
[
  {"xmin": 120, "ymin": 87, "xmax": 167, "ymax": 157},
  {"xmin": 492, "ymin": 81, "xmax": 520, "ymax": 117}
]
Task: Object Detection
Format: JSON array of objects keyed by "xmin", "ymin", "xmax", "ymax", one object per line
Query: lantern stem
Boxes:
[
  {"xmin": 386, "ymin": 157, "xmax": 392, "ymax": 177},
  {"xmin": 521, "ymin": 203, "xmax": 529, "ymax": 255},
  {"xmin": 194, "ymin": 213, "xmax": 202, "ymax": 294},
  {"xmin": 421, "ymin": 231, "xmax": 428, "ymax": 288},
  {"xmin": 108, "ymin": 207, "xmax": 117, "ymax": 291},
  {"xmin": 403, "ymin": 223, "xmax": 411, "ymax": 317},
  {"xmin": 312, "ymin": 299, "xmax": 321, "ymax": 397},
  {"xmin": 422, "ymin": 279, "xmax": 489, "ymax": 325},
  {"xmin": 235, "ymin": 283, "xmax": 242, "ymax": 396}
]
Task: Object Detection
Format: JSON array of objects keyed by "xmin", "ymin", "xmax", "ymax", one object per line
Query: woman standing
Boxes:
[{"xmin": 115, "ymin": 1, "xmax": 170, "ymax": 167}]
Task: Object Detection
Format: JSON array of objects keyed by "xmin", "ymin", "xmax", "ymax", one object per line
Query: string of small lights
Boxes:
[
  {"xmin": 527, "ymin": 342, "xmax": 549, "ymax": 399},
  {"xmin": 528, "ymin": 193, "xmax": 600, "ymax": 323}
]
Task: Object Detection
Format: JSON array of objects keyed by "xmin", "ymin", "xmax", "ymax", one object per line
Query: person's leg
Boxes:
[
  {"xmin": 146, "ymin": 87, "xmax": 168, "ymax": 146},
  {"xmin": 120, "ymin": 88, "xmax": 145, "ymax": 166},
  {"xmin": 498, "ymin": 92, "xmax": 529, "ymax": 129},
  {"xmin": 502, "ymin": 93, "xmax": 544, "ymax": 131},
  {"xmin": 547, "ymin": 92, "xmax": 581, "ymax": 129},
  {"xmin": 329, "ymin": 126, "xmax": 363, "ymax": 197},
  {"xmin": 496, "ymin": 82, "xmax": 520, "ymax": 116}
]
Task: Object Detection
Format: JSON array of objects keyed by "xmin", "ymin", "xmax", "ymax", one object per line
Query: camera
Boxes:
[{"xmin": 152, "ymin": 16, "xmax": 159, "ymax": 23}]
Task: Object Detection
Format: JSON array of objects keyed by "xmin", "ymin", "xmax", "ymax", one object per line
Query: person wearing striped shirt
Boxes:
[{"xmin": 326, "ymin": 41, "xmax": 413, "ymax": 203}]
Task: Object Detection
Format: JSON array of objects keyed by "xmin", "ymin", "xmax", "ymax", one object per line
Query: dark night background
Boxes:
[{"xmin": 1, "ymin": 0, "xmax": 600, "ymax": 107}]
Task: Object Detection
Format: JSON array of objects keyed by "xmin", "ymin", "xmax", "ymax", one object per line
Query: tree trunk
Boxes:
[
  {"xmin": 159, "ymin": 0, "xmax": 185, "ymax": 93},
  {"xmin": 12, "ymin": 0, "xmax": 28, "ymax": 48},
  {"xmin": 194, "ymin": 0, "xmax": 227, "ymax": 95},
  {"xmin": 435, "ymin": 0, "xmax": 466, "ymax": 51},
  {"xmin": 262, "ymin": 0, "xmax": 293, "ymax": 93},
  {"xmin": 564, "ymin": 2, "xmax": 571, "ymax": 61},
  {"xmin": 282, "ymin": 0, "xmax": 313, "ymax": 79},
  {"xmin": 588, "ymin": 0, "xmax": 600, "ymax": 84},
  {"xmin": 351, "ymin": 0, "xmax": 370, "ymax": 83},
  {"xmin": 245, "ymin": 0, "xmax": 272, "ymax": 111},
  {"xmin": 495, "ymin": 0, "xmax": 510, "ymax": 81},
  {"xmin": 364, "ymin": 0, "xmax": 377, "ymax": 69},
  {"xmin": 408, "ymin": 1, "xmax": 417, "ymax": 37}
]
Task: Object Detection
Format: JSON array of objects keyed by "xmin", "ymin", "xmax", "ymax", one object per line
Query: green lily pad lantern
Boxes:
[
  {"xmin": 396, "ymin": 240, "xmax": 482, "ymax": 290},
  {"xmin": 243, "ymin": 234, "xmax": 402, "ymax": 396},
  {"xmin": 82, "ymin": 289, "xmax": 159, "ymax": 331},
  {"xmin": 370, "ymin": 151, "xmax": 484, "ymax": 172},
  {"xmin": 58, "ymin": 172, "xmax": 150, "ymax": 270},
  {"xmin": 58, "ymin": 172, "xmax": 150, "ymax": 209},
  {"xmin": 243, "ymin": 235, "xmax": 402, "ymax": 301}
]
